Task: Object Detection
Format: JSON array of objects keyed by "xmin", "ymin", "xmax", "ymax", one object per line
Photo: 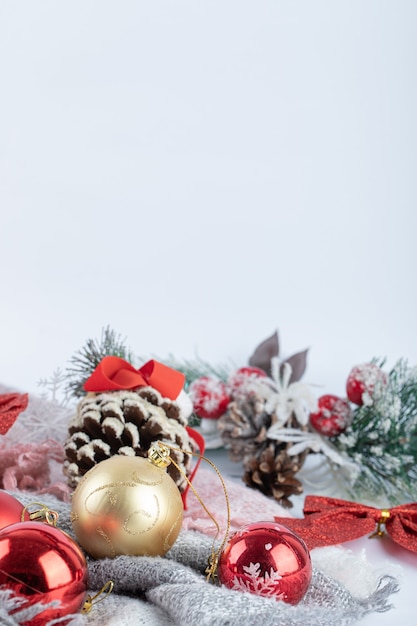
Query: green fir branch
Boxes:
[
  {"xmin": 333, "ymin": 359, "xmax": 417, "ymax": 504},
  {"xmin": 160, "ymin": 353, "xmax": 234, "ymax": 387},
  {"xmin": 65, "ymin": 326, "xmax": 136, "ymax": 397}
]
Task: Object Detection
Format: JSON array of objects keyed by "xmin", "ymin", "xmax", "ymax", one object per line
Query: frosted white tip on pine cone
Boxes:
[{"xmin": 175, "ymin": 389, "xmax": 194, "ymax": 420}]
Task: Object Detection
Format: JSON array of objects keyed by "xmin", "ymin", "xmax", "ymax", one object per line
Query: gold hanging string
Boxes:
[
  {"xmin": 148, "ymin": 441, "xmax": 231, "ymax": 582},
  {"xmin": 21, "ymin": 502, "xmax": 59, "ymax": 526},
  {"xmin": 81, "ymin": 581, "xmax": 114, "ymax": 614}
]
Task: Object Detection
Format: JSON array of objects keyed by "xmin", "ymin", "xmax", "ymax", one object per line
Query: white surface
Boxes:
[{"xmin": 0, "ymin": 2, "xmax": 416, "ymax": 623}]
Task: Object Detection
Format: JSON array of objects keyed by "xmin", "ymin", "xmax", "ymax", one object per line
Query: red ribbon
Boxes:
[
  {"xmin": 84, "ymin": 356, "xmax": 185, "ymax": 400},
  {"xmin": 181, "ymin": 426, "xmax": 206, "ymax": 510},
  {"xmin": 274, "ymin": 495, "xmax": 417, "ymax": 554}
]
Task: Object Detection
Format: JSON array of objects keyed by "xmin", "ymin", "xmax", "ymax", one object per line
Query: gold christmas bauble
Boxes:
[{"xmin": 70, "ymin": 455, "xmax": 183, "ymax": 559}]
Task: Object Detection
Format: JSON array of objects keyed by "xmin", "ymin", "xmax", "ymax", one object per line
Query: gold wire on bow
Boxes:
[
  {"xmin": 21, "ymin": 502, "xmax": 59, "ymax": 526},
  {"xmin": 148, "ymin": 441, "xmax": 231, "ymax": 582},
  {"xmin": 82, "ymin": 581, "xmax": 115, "ymax": 614},
  {"xmin": 369, "ymin": 509, "xmax": 391, "ymax": 539}
]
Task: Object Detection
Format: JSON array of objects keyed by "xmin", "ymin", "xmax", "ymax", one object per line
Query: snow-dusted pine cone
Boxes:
[{"xmin": 64, "ymin": 387, "xmax": 195, "ymax": 491}]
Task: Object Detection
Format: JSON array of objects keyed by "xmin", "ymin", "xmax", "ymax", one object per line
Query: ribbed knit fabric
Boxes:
[{"xmin": 1, "ymin": 491, "xmax": 399, "ymax": 626}]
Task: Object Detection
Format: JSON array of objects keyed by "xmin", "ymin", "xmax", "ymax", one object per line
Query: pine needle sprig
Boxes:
[
  {"xmin": 334, "ymin": 359, "xmax": 417, "ymax": 504},
  {"xmin": 161, "ymin": 354, "xmax": 234, "ymax": 387},
  {"xmin": 64, "ymin": 326, "xmax": 136, "ymax": 397}
]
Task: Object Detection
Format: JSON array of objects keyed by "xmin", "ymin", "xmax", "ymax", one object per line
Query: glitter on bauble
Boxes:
[
  {"xmin": 218, "ymin": 521, "xmax": 312, "ymax": 605},
  {"xmin": 70, "ymin": 454, "xmax": 184, "ymax": 559},
  {"xmin": 0, "ymin": 521, "xmax": 89, "ymax": 626}
]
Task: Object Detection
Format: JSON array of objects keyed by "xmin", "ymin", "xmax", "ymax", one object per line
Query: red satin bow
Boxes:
[
  {"xmin": 275, "ymin": 495, "xmax": 417, "ymax": 554},
  {"xmin": 182, "ymin": 426, "xmax": 206, "ymax": 510},
  {"xmin": 84, "ymin": 356, "xmax": 185, "ymax": 400}
]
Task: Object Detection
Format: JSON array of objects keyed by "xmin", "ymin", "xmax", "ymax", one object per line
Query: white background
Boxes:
[
  {"xmin": 0, "ymin": 2, "xmax": 416, "ymax": 622},
  {"xmin": 1, "ymin": 1, "xmax": 416, "ymax": 398}
]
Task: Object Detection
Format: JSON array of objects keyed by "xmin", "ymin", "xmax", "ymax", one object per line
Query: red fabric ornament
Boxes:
[
  {"xmin": 0, "ymin": 521, "xmax": 89, "ymax": 625},
  {"xmin": 274, "ymin": 495, "xmax": 417, "ymax": 554},
  {"xmin": 189, "ymin": 376, "xmax": 231, "ymax": 419},
  {"xmin": 0, "ymin": 440, "xmax": 69, "ymax": 499},
  {"xmin": 218, "ymin": 521, "xmax": 312, "ymax": 605},
  {"xmin": 346, "ymin": 363, "xmax": 387, "ymax": 406},
  {"xmin": 309, "ymin": 394, "xmax": 352, "ymax": 437},
  {"xmin": 0, "ymin": 491, "xmax": 29, "ymax": 530},
  {"xmin": 84, "ymin": 356, "xmax": 185, "ymax": 400},
  {"xmin": 0, "ymin": 392, "xmax": 29, "ymax": 435}
]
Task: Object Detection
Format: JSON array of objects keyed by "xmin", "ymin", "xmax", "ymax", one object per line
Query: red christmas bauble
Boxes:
[
  {"xmin": 0, "ymin": 521, "xmax": 89, "ymax": 625},
  {"xmin": 346, "ymin": 363, "xmax": 387, "ymax": 406},
  {"xmin": 309, "ymin": 394, "xmax": 352, "ymax": 437},
  {"xmin": 189, "ymin": 376, "xmax": 231, "ymax": 419},
  {"xmin": 218, "ymin": 521, "xmax": 312, "ymax": 605},
  {"xmin": 0, "ymin": 491, "xmax": 29, "ymax": 530},
  {"xmin": 227, "ymin": 367, "xmax": 267, "ymax": 393}
]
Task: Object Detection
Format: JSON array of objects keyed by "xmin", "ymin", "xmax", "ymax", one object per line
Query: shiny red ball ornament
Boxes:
[
  {"xmin": 309, "ymin": 394, "xmax": 353, "ymax": 437},
  {"xmin": 218, "ymin": 521, "xmax": 312, "ymax": 605},
  {"xmin": 0, "ymin": 521, "xmax": 89, "ymax": 626},
  {"xmin": 0, "ymin": 490, "xmax": 29, "ymax": 530},
  {"xmin": 189, "ymin": 376, "xmax": 231, "ymax": 419},
  {"xmin": 346, "ymin": 363, "xmax": 387, "ymax": 406}
]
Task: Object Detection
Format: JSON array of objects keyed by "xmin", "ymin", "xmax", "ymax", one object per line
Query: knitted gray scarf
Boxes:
[{"xmin": 0, "ymin": 491, "xmax": 399, "ymax": 626}]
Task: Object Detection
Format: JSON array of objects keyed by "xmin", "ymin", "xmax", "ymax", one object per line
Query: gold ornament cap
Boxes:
[{"xmin": 148, "ymin": 442, "xmax": 171, "ymax": 468}]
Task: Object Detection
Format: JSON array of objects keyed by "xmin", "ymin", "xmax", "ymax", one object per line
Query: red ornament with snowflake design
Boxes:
[
  {"xmin": 346, "ymin": 363, "xmax": 388, "ymax": 406},
  {"xmin": 218, "ymin": 521, "xmax": 312, "ymax": 605},
  {"xmin": 309, "ymin": 394, "xmax": 353, "ymax": 437}
]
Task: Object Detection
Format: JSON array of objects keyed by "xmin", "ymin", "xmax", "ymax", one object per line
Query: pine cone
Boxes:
[
  {"xmin": 217, "ymin": 391, "xmax": 271, "ymax": 461},
  {"xmin": 243, "ymin": 439, "xmax": 308, "ymax": 508},
  {"xmin": 64, "ymin": 387, "xmax": 194, "ymax": 491},
  {"xmin": 218, "ymin": 376, "xmax": 311, "ymax": 507}
]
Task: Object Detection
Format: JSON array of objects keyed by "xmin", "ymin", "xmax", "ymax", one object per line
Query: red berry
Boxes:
[
  {"xmin": 309, "ymin": 394, "xmax": 352, "ymax": 437},
  {"xmin": 188, "ymin": 376, "xmax": 231, "ymax": 419},
  {"xmin": 346, "ymin": 363, "xmax": 387, "ymax": 406},
  {"xmin": 227, "ymin": 366, "xmax": 267, "ymax": 392}
]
